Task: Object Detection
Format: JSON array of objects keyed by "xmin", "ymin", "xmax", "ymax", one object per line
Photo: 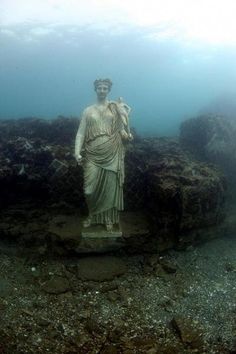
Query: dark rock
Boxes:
[
  {"xmin": 100, "ymin": 281, "xmax": 119, "ymax": 293},
  {"xmin": 159, "ymin": 259, "xmax": 178, "ymax": 273},
  {"xmin": 71, "ymin": 333, "xmax": 90, "ymax": 348},
  {"xmin": 84, "ymin": 317, "xmax": 104, "ymax": 335},
  {"xmin": 0, "ymin": 116, "xmax": 79, "ymax": 145},
  {"xmin": 171, "ymin": 316, "xmax": 204, "ymax": 349},
  {"xmin": 108, "ymin": 319, "xmax": 125, "ymax": 342},
  {"xmin": 77, "ymin": 256, "xmax": 126, "ymax": 281},
  {"xmin": 145, "ymin": 254, "xmax": 159, "ymax": 268},
  {"xmin": 225, "ymin": 262, "xmax": 236, "ymax": 272},
  {"xmin": 0, "ymin": 278, "xmax": 14, "ymax": 298},
  {"xmin": 41, "ymin": 276, "xmax": 71, "ymax": 294},
  {"xmin": 145, "ymin": 139, "xmax": 226, "ymax": 250},
  {"xmin": 154, "ymin": 264, "xmax": 170, "ymax": 280},
  {"xmin": 36, "ymin": 317, "xmax": 51, "ymax": 327},
  {"xmin": 106, "ymin": 290, "xmax": 121, "ymax": 302},
  {"xmin": 100, "ymin": 345, "xmax": 119, "ymax": 354},
  {"xmin": 120, "ymin": 336, "xmax": 159, "ymax": 352},
  {"xmin": 48, "ymin": 215, "xmax": 81, "ymax": 241}
]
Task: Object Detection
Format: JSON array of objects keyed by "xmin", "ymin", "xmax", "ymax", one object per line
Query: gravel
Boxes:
[{"xmin": 0, "ymin": 233, "xmax": 236, "ymax": 353}]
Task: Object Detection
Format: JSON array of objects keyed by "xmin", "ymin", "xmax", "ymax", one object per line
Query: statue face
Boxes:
[{"xmin": 96, "ymin": 84, "xmax": 110, "ymax": 100}]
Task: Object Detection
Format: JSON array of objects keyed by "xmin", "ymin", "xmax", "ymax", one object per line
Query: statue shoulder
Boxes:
[{"xmin": 81, "ymin": 105, "xmax": 96, "ymax": 117}]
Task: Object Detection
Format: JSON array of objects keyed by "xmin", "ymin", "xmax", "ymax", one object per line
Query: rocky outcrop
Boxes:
[
  {"xmin": 180, "ymin": 114, "xmax": 236, "ymax": 179},
  {"xmin": 128, "ymin": 138, "xmax": 226, "ymax": 251},
  {"xmin": 0, "ymin": 117, "xmax": 227, "ymax": 252}
]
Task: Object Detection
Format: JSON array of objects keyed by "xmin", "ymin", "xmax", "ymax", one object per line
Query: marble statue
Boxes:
[{"xmin": 75, "ymin": 79, "xmax": 132, "ymax": 232}]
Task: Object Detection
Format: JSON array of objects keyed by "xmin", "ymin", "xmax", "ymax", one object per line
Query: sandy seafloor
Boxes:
[{"xmin": 0, "ymin": 205, "xmax": 236, "ymax": 354}]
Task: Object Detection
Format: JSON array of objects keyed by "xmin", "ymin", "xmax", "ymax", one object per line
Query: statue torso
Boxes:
[{"xmin": 84, "ymin": 103, "xmax": 117, "ymax": 142}]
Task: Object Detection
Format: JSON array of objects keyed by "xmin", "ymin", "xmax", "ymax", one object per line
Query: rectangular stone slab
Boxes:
[{"xmin": 76, "ymin": 224, "xmax": 123, "ymax": 253}]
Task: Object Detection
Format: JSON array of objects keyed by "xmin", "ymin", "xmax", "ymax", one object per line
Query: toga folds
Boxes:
[{"xmin": 75, "ymin": 102, "xmax": 127, "ymax": 224}]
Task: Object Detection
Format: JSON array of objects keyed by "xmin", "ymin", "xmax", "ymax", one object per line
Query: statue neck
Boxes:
[{"xmin": 97, "ymin": 99, "xmax": 108, "ymax": 106}]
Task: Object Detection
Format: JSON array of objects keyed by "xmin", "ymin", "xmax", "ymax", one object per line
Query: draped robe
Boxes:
[{"xmin": 75, "ymin": 102, "xmax": 126, "ymax": 225}]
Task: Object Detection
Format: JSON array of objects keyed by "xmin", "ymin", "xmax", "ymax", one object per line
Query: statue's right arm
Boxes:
[{"xmin": 75, "ymin": 111, "xmax": 87, "ymax": 163}]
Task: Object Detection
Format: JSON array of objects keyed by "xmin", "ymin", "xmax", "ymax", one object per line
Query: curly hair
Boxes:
[{"xmin": 94, "ymin": 78, "xmax": 113, "ymax": 91}]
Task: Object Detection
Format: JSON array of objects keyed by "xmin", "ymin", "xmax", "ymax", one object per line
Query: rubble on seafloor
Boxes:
[
  {"xmin": 0, "ymin": 116, "xmax": 236, "ymax": 353},
  {"xmin": 0, "ymin": 236, "xmax": 236, "ymax": 353},
  {"xmin": 0, "ymin": 116, "xmax": 228, "ymax": 253}
]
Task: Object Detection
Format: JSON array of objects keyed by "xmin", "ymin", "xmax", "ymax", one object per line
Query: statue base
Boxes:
[{"xmin": 76, "ymin": 224, "xmax": 124, "ymax": 253}]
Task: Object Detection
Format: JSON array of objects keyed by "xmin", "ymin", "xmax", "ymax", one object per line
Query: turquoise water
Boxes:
[{"xmin": 1, "ymin": 25, "xmax": 236, "ymax": 136}]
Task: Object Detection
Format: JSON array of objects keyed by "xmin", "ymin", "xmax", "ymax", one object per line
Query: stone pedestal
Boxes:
[
  {"xmin": 76, "ymin": 224, "xmax": 124, "ymax": 253},
  {"xmin": 46, "ymin": 212, "xmax": 149, "ymax": 254}
]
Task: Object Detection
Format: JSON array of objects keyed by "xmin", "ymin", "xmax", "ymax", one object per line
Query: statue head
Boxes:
[
  {"xmin": 94, "ymin": 78, "xmax": 112, "ymax": 101},
  {"xmin": 94, "ymin": 78, "xmax": 112, "ymax": 91}
]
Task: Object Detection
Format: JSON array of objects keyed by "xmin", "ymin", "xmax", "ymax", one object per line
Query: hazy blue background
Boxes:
[{"xmin": 1, "ymin": 0, "xmax": 236, "ymax": 136}]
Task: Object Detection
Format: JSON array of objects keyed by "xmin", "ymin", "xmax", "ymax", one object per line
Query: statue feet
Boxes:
[
  {"xmin": 106, "ymin": 221, "xmax": 113, "ymax": 232},
  {"xmin": 83, "ymin": 217, "xmax": 92, "ymax": 228},
  {"xmin": 83, "ymin": 217, "xmax": 114, "ymax": 231}
]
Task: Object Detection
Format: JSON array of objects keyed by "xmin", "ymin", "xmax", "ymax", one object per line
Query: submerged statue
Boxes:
[{"xmin": 75, "ymin": 79, "xmax": 132, "ymax": 232}]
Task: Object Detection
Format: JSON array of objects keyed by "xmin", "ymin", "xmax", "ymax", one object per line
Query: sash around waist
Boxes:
[{"xmin": 84, "ymin": 133, "xmax": 124, "ymax": 172}]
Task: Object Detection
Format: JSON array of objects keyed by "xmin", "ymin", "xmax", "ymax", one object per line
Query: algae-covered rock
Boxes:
[
  {"xmin": 180, "ymin": 114, "xmax": 236, "ymax": 177},
  {"xmin": 0, "ymin": 117, "xmax": 227, "ymax": 252}
]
